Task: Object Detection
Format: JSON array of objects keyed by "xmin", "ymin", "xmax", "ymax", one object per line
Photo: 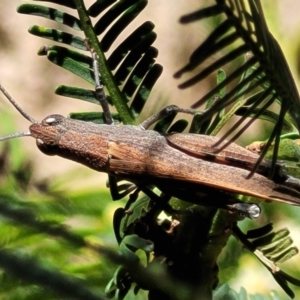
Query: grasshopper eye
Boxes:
[
  {"xmin": 41, "ymin": 115, "xmax": 63, "ymax": 126},
  {"xmin": 42, "ymin": 116, "xmax": 58, "ymax": 126},
  {"xmin": 36, "ymin": 139, "xmax": 57, "ymax": 156}
]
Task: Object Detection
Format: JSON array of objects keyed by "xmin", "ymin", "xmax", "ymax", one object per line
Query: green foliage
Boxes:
[
  {"xmin": 175, "ymin": 0, "xmax": 300, "ymax": 177},
  {"xmin": 18, "ymin": 0, "xmax": 162, "ymax": 124},
  {"xmin": 0, "ymin": 130, "xmax": 115, "ymax": 299}
]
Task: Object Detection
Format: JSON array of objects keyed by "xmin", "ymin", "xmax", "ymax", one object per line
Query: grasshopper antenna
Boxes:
[
  {"xmin": 0, "ymin": 83, "xmax": 37, "ymax": 124},
  {"xmin": 0, "ymin": 131, "xmax": 32, "ymax": 141},
  {"xmin": 0, "ymin": 82, "xmax": 36, "ymax": 141}
]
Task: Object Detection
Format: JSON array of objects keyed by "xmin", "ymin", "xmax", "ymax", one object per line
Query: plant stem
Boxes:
[{"xmin": 73, "ymin": 0, "xmax": 136, "ymax": 125}]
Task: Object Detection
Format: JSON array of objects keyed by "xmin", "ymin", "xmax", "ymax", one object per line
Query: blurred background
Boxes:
[{"xmin": 0, "ymin": 0, "xmax": 300, "ymax": 299}]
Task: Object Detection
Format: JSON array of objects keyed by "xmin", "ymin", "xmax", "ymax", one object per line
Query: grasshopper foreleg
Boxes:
[
  {"xmin": 85, "ymin": 39, "xmax": 113, "ymax": 125},
  {"xmin": 140, "ymin": 105, "xmax": 200, "ymax": 129}
]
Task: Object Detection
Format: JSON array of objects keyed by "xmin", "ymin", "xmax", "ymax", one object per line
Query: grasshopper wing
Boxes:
[{"xmin": 165, "ymin": 133, "xmax": 270, "ymax": 172}]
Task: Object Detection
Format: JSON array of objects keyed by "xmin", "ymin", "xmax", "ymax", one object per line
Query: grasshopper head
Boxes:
[{"xmin": 29, "ymin": 114, "xmax": 66, "ymax": 156}]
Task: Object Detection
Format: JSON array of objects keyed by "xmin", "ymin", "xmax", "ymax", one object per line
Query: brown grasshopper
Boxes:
[{"xmin": 0, "ymin": 83, "xmax": 300, "ymax": 219}]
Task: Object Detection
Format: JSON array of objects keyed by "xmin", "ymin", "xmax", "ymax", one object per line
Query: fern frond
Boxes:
[
  {"xmin": 175, "ymin": 0, "xmax": 300, "ymax": 176},
  {"xmin": 234, "ymin": 223, "xmax": 300, "ymax": 299},
  {"xmin": 18, "ymin": 0, "xmax": 162, "ymax": 124}
]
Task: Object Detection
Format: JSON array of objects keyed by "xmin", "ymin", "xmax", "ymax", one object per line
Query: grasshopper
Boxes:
[{"xmin": 0, "ymin": 83, "xmax": 300, "ymax": 219}]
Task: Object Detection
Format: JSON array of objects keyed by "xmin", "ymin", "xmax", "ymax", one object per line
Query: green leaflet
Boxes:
[
  {"xmin": 18, "ymin": 4, "xmax": 82, "ymax": 30},
  {"xmin": 29, "ymin": 25, "xmax": 86, "ymax": 50},
  {"xmin": 96, "ymin": 1, "xmax": 148, "ymax": 51},
  {"xmin": 48, "ymin": 50, "xmax": 92, "ymax": 85},
  {"xmin": 21, "ymin": 0, "xmax": 161, "ymax": 124},
  {"xmin": 175, "ymin": 0, "xmax": 300, "ymax": 177},
  {"xmin": 68, "ymin": 112, "xmax": 121, "ymax": 124}
]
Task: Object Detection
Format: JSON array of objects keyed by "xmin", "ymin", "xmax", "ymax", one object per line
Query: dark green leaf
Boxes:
[
  {"xmin": 100, "ymin": 1, "xmax": 148, "ymax": 52},
  {"xmin": 179, "ymin": 45, "xmax": 253, "ymax": 90},
  {"xmin": 246, "ymin": 223, "xmax": 273, "ymax": 239},
  {"xmin": 235, "ymin": 107, "xmax": 294, "ymax": 133},
  {"xmin": 189, "ymin": 57, "xmax": 257, "ymax": 108},
  {"xmin": 180, "ymin": 4, "xmax": 223, "ymax": 23},
  {"xmin": 153, "ymin": 111, "xmax": 177, "ymax": 132},
  {"xmin": 280, "ymin": 270, "xmax": 300, "ymax": 287},
  {"xmin": 272, "ymin": 273, "xmax": 294, "ymax": 299},
  {"xmin": 189, "ymin": 113, "xmax": 206, "ymax": 134},
  {"xmin": 122, "ymin": 48, "xmax": 158, "ymax": 101},
  {"xmin": 113, "ymin": 208, "xmax": 125, "ymax": 244},
  {"xmin": 68, "ymin": 112, "xmax": 121, "ymax": 124},
  {"xmin": 105, "ymin": 278, "xmax": 117, "ymax": 298},
  {"xmin": 108, "ymin": 21, "xmax": 156, "ymax": 70},
  {"xmin": 119, "ymin": 242, "xmax": 140, "ymax": 263},
  {"xmin": 29, "ymin": 25, "xmax": 86, "ymax": 50},
  {"xmin": 18, "ymin": 4, "xmax": 82, "ymax": 31},
  {"xmin": 252, "ymin": 229, "xmax": 289, "ymax": 249},
  {"xmin": 47, "ymin": 50, "xmax": 94, "ymax": 84},
  {"xmin": 93, "ymin": 0, "xmax": 141, "ymax": 35},
  {"xmin": 114, "ymin": 43, "xmax": 157, "ymax": 85},
  {"xmin": 270, "ymin": 247, "xmax": 299, "ymax": 264},
  {"xmin": 174, "ymin": 20, "xmax": 236, "ymax": 78},
  {"xmin": 122, "ymin": 234, "xmax": 154, "ymax": 252},
  {"xmin": 168, "ymin": 120, "xmax": 189, "ymax": 133},
  {"xmin": 56, "ymin": 86, "xmax": 98, "ymax": 104},
  {"xmin": 129, "ymin": 64, "xmax": 163, "ymax": 117},
  {"xmin": 88, "ymin": 0, "xmax": 117, "ymax": 17}
]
